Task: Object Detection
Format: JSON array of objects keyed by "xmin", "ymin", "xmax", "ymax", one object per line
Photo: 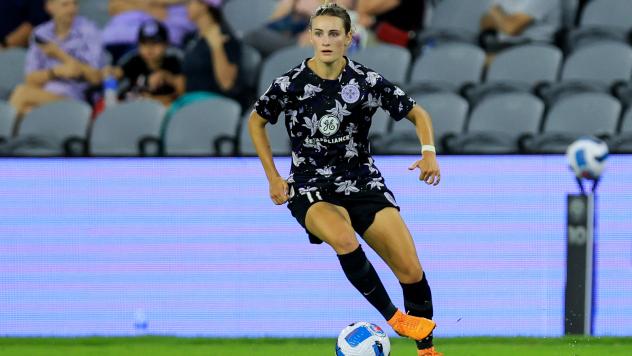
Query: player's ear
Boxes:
[{"xmin": 345, "ymin": 31, "xmax": 353, "ymax": 47}]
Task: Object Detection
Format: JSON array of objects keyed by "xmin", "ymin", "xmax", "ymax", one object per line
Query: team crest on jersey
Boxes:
[
  {"xmin": 318, "ymin": 114, "xmax": 340, "ymax": 137},
  {"xmin": 341, "ymin": 83, "xmax": 360, "ymax": 104}
]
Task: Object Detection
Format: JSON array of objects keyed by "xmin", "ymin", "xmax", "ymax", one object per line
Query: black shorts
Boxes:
[{"xmin": 286, "ymin": 183, "xmax": 400, "ymax": 244}]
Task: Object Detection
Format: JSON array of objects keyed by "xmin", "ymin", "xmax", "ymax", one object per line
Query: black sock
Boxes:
[
  {"xmin": 401, "ymin": 272, "xmax": 434, "ymax": 350},
  {"xmin": 337, "ymin": 245, "xmax": 398, "ymax": 320}
]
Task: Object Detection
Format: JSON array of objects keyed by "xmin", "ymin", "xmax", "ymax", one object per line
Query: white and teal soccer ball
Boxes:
[
  {"xmin": 335, "ymin": 322, "xmax": 390, "ymax": 356},
  {"xmin": 566, "ymin": 136, "xmax": 609, "ymax": 180}
]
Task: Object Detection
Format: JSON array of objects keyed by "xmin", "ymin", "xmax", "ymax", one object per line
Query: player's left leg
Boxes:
[{"xmin": 363, "ymin": 207, "xmax": 442, "ymax": 356}]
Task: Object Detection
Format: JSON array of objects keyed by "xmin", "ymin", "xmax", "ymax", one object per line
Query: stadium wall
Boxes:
[{"xmin": 0, "ymin": 156, "xmax": 630, "ymax": 337}]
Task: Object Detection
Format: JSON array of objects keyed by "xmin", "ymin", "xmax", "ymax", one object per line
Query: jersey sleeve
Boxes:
[
  {"xmin": 254, "ymin": 76, "xmax": 289, "ymax": 125},
  {"xmin": 374, "ymin": 74, "xmax": 415, "ymax": 121}
]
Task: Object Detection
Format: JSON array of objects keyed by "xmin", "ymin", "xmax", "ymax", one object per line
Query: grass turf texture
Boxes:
[{"xmin": 1, "ymin": 336, "xmax": 631, "ymax": 355}]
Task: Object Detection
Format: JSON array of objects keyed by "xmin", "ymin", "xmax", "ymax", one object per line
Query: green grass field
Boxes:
[{"xmin": 1, "ymin": 336, "xmax": 631, "ymax": 355}]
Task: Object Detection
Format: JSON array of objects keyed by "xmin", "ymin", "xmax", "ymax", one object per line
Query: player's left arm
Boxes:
[{"xmin": 405, "ymin": 105, "xmax": 440, "ymax": 186}]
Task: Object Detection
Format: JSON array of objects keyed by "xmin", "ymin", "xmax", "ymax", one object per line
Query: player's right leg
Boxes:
[{"xmin": 304, "ymin": 202, "xmax": 399, "ymax": 321}]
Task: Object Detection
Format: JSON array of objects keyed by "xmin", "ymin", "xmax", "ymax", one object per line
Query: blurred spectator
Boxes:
[
  {"xmin": 480, "ymin": 0, "xmax": 562, "ymax": 52},
  {"xmin": 356, "ymin": 0, "xmax": 425, "ymax": 49},
  {"xmin": 104, "ymin": 20, "xmax": 185, "ymax": 106},
  {"xmin": 9, "ymin": 0, "xmax": 102, "ymax": 118},
  {"xmin": 243, "ymin": 0, "xmax": 354, "ymax": 57},
  {"xmin": 0, "ymin": 0, "xmax": 50, "ymax": 50},
  {"xmin": 181, "ymin": 0, "xmax": 241, "ymax": 99},
  {"xmin": 161, "ymin": 0, "xmax": 242, "ymax": 136},
  {"xmin": 103, "ymin": 0, "xmax": 195, "ymax": 64}
]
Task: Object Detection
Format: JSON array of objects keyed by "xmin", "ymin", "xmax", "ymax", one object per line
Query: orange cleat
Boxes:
[
  {"xmin": 417, "ymin": 346, "xmax": 444, "ymax": 356},
  {"xmin": 387, "ymin": 309, "xmax": 436, "ymax": 341}
]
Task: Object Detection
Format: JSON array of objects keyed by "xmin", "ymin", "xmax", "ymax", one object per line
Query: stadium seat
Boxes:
[
  {"xmin": 445, "ymin": 93, "xmax": 544, "ymax": 154},
  {"xmin": 224, "ymin": 0, "xmax": 278, "ymax": 38},
  {"xmin": 78, "ymin": 0, "xmax": 110, "ymax": 27},
  {"xmin": 164, "ymin": 97, "xmax": 241, "ymax": 156},
  {"xmin": 418, "ymin": 0, "xmax": 492, "ymax": 45},
  {"xmin": 239, "ymin": 107, "xmax": 290, "ymax": 156},
  {"xmin": 372, "ymin": 92, "xmax": 469, "ymax": 154},
  {"xmin": 523, "ymin": 92, "xmax": 621, "ymax": 153},
  {"xmin": 257, "ymin": 45, "xmax": 313, "ymax": 96},
  {"xmin": 567, "ymin": 0, "xmax": 632, "ymax": 51},
  {"xmin": 561, "ymin": 0, "xmax": 580, "ymax": 28},
  {"xmin": 0, "ymin": 48, "xmax": 26, "ymax": 100},
  {"xmin": 408, "ymin": 42, "xmax": 485, "ymax": 94},
  {"xmin": 415, "ymin": 92, "xmax": 469, "ymax": 151},
  {"xmin": 466, "ymin": 44, "xmax": 562, "ymax": 103},
  {"xmin": 0, "ymin": 101, "xmax": 16, "ymax": 143},
  {"xmin": 539, "ymin": 41, "xmax": 632, "ymax": 103},
  {"xmin": 12, "ymin": 100, "xmax": 92, "ymax": 156},
  {"xmin": 609, "ymin": 107, "xmax": 632, "ymax": 153},
  {"xmin": 369, "ymin": 108, "xmax": 391, "ymax": 142},
  {"xmin": 90, "ymin": 99, "xmax": 166, "ymax": 156},
  {"xmin": 350, "ymin": 44, "xmax": 411, "ymax": 85},
  {"xmin": 240, "ymin": 43, "xmax": 263, "ymax": 94}
]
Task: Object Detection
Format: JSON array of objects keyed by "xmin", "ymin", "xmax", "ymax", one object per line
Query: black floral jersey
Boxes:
[{"xmin": 254, "ymin": 57, "xmax": 415, "ymax": 194}]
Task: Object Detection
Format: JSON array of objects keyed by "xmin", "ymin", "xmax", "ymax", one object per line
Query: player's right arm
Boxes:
[{"xmin": 248, "ymin": 111, "xmax": 289, "ymax": 205}]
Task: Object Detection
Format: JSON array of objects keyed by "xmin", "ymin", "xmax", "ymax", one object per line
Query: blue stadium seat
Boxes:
[
  {"xmin": 78, "ymin": 0, "xmax": 110, "ymax": 27},
  {"xmin": 240, "ymin": 43, "xmax": 263, "ymax": 94},
  {"xmin": 539, "ymin": 41, "xmax": 632, "ymax": 104},
  {"xmin": 164, "ymin": 97, "xmax": 241, "ymax": 156},
  {"xmin": 224, "ymin": 0, "xmax": 278, "ymax": 38},
  {"xmin": 0, "ymin": 100, "xmax": 16, "ymax": 143},
  {"xmin": 0, "ymin": 48, "xmax": 26, "ymax": 100},
  {"xmin": 257, "ymin": 45, "xmax": 313, "ymax": 96},
  {"xmin": 567, "ymin": 0, "xmax": 632, "ymax": 51},
  {"xmin": 524, "ymin": 92, "xmax": 621, "ymax": 153},
  {"xmin": 418, "ymin": 0, "xmax": 492, "ymax": 45},
  {"xmin": 373, "ymin": 92, "xmax": 469, "ymax": 154},
  {"xmin": 239, "ymin": 107, "xmax": 290, "ymax": 156},
  {"xmin": 90, "ymin": 99, "xmax": 166, "ymax": 156},
  {"xmin": 445, "ymin": 93, "xmax": 544, "ymax": 153},
  {"xmin": 609, "ymin": 107, "xmax": 632, "ymax": 153},
  {"xmin": 13, "ymin": 100, "xmax": 92, "ymax": 156},
  {"xmin": 408, "ymin": 42, "xmax": 485, "ymax": 94},
  {"xmin": 466, "ymin": 44, "xmax": 563, "ymax": 103},
  {"xmin": 350, "ymin": 44, "xmax": 411, "ymax": 85}
]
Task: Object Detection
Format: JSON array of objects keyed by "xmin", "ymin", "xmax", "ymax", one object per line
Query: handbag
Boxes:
[{"xmin": 375, "ymin": 21, "xmax": 411, "ymax": 47}]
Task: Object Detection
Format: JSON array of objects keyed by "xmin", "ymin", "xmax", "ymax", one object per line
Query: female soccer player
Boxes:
[{"xmin": 248, "ymin": 3, "xmax": 442, "ymax": 355}]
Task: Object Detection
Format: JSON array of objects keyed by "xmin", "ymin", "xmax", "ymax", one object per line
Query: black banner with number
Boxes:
[{"xmin": 565, "ymin": 194, "xmax": 594, "ymax": 335}]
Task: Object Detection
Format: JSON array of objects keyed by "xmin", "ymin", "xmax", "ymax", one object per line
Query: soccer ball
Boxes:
[
  {"xmin": 335, "ymin": 322, "xmax": 391, "ymax": 356},
  {"xmin": 566, "ymin": 136, "xmax": 609, "ymax": 180}
]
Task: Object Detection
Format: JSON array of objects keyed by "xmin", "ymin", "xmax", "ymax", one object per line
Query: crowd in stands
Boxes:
[{"xmin": 1, "ymin": 0, "xmax": 631, "ymax": 156}]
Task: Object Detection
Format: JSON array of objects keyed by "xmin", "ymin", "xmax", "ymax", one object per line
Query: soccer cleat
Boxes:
[
  {"xmin": 387, "ymin": 309, "xmax": 436, "ymax": 341},
  {"xmin": 417, "ymin": 346, "xmax": 443, "ymax": 356}
]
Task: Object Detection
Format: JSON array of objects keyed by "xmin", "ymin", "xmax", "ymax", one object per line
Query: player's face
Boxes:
[{"xmin": 309, "ymin": 15, "xmax": 351, "ymax": 65}]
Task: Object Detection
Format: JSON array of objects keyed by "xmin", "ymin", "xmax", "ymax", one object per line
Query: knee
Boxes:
[
  {"xmin": 327, "ymin": 232, "xmax": 359, "ymax": 254},
  {"xmin": 9, "ymin": 84, "xmax": 32, "ymax": 109},
  {"xmin": 397, "ymin": 262, "xmax": 423, "ymax": 284},
  {"xmin": 9, "ymin": 84, "xmax": 26, "ymax": 101}
]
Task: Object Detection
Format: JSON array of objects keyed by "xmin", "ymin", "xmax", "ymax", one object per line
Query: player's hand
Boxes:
[
  {"xmin": 408, "ymin": 153, "xmax": 440, "ymax": 186},
  {"xmin": 269, "ymin": 176, "xmax": 289, "ymax": 205}
]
